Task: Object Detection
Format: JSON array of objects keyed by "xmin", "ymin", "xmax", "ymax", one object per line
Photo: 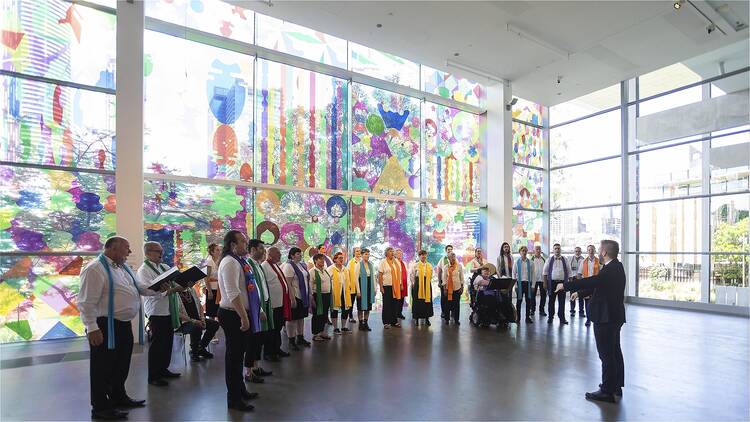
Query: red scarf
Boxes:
[
  {"xmin": 399, "ymin": 259, "xmax": 408, "ymax": 298},
  {"xmin": 268, "ymin": 260, "xmax": 292, "ymax": 321}
]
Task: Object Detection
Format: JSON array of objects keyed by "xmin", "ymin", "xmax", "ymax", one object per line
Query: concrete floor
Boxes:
[{"xmin": 1, "ymin": 304, "xmax": 748, "ymax": 421}]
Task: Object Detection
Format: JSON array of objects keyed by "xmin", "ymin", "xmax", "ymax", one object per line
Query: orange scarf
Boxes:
[
  {"xmin": 581, "ymin": 257, "xmax": 600, "ymax": 278},
  {"xmin": 386, "ymin": 258, "xmax": 402, "ymax": 299},
  {"xmin": 446, "ymin": 262, "xmax": 457, "ymax": 301}
]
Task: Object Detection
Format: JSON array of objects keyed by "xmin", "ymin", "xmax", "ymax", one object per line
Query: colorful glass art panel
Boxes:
[
  {"xmin": 423, "ymin": 102, "xmax": 484, "ymax": 203},
  {"xmin": 512, "ymin": 210, "xmax": 544, "ymax": 252},
  {"xmin": 2, "ymin": 76, "xmax": 115, "ymax": 170},
  {"xmin": 421, "ymin": 203, "xmax": 484, "ymax": 266},
  {"xmin": 512, "ymin": 97, "xmax": 543, "ymax": 126},
  {"xmin": 349, "ymin": 43, "xmax": 419, "ymax": 89},
  {"xmin": 351, "ymin": 84, "xmax": 420, "ymax": 197},
  {"xmin": 0, "ymin": 254, "xmax": 90, "ymax": 342},
  {"xmin": 144, "ymin": 31, "xmax": 254, "ymax": 180},
  {"xmin": 421, "ymin": 65, "xmax": 486, "ymax": 108},
  {"xmin": 254, "ymin": 189, "xmax": 349, "ymax": 260},
  {"xmin": 255, "ymin": 59, "xmax": 348, "ymax": 190},
  {"xmin": 2, "ymin": 0, "xmax": 116, "ymax": 89},
  {"xmin": 513, "ymin": 166, "xmax": 544, "ymax": 210},
  {"xmin": 512, "ymin": 121, "xmax": 543, "ymax": 168},
  {"xmin": 256, "ymin": 14, "xmax": 346, "ymax": 68},
  {"xmin": 145, "ymin": 0, "xmax": 253, "ymax": 42},
  {"xmin": 143, "ymin": 180, "xmax": 252, "ymax": 269},
  {"xmin": 348, "ymin": 196, "xmax": 419, "ymax": 263},
  {"xmin": 0, "ymin": 166, "xmax": 116, "ymax": 253}
]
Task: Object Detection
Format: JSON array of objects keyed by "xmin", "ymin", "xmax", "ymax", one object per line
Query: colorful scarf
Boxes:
[
  {"xmin": 514, "ymin": 257, "xmax": 533, "ymax": 299},
  {"xmin": 581, "ymin": 257, "xmax": 600, "ymax": 278},
  {"xmin": 446, "ymin": 262, "xmax": 457, "ymax": 301},
  {"xmin": 398, "ymin": 259, "xmax": 408, "ymax": 298},
  {"xmin": 248, "ymin": 258, "xmax": 274, "ymax": 331},
  {"xmin": 331, "ymin": 265, "xmax": 352, "ymax": 309},
  {"xmin": 359, "ymin": 260, "xmax": 375, "ymax": 308},
  {"xmin": 268, "ymin": 261, "xmax": 292, "ymax": 321},
  {"xmin": 313, "ymin": 268, "xmax": 329, "ymax": 316},
  {"xmin": 416, "ymin": 261, "xmax": 432, "ymax": 303},
  {"xmin": 229, "ymin": 255, "xmax": 262, "ymax": 333},
  {"xmin": 99, "ymin": 255, "xmax": 144, "ymax": 350},
  {"xmin": 289, "ymin": 260, "xmax": 309, "ymax": 308},
  {"xmin": 386, "ymin": 258, "xmax": 401, "ymax": 299}
]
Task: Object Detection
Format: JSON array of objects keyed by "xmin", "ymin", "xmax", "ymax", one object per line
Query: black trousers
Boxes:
[
  {"xmin": 381, "ymin": 286, "xmax": 397, "ymax": 325},
  {"xmin": 594, "ymin": 322, "xmax": 625, "ymax": 394},
  {"xmin": 570, "ymin": 294, "xmax": 585, "ymax": 314},
  {"xmin": 531, "ymin": 282, "xmax": 546, "ymax": 313},
  {"xmin": 547, "ymin": 281, "xmax": 566, "ymax": 321},
  {"xmin": 266, "ymin": 306, "xmax": 285, "ymax": 355},
  {"xmin": 90, "ymin": 318, "xmax": 133, "ymax": 411},
  {"xmin": 515, "ymin": 281, "xmax": 532, "ymax": 322},
  {"xmin": 440, "ymin": 286, "xmax": 447, "ymax": 319},
  {"xmin": 246, "ymin": 331, "xmax": 265, "ymax": 366},
  {"xmin": 585, "ymin": 298, "xmax": 591, "ymax": 323},
  {"xmin": 397, "ymin": 297, "xmax": 406, "ymax": 317},
  {"xmin": 311, "ymin": 293, "xmax": 331, "ymax": 334},
  {"xmin": 218, "ymin": 308, "xmax": 248, "ymax": 403},
  {"xmin": 348, "ymin": 293, "xmax": 357, "ymax": 319},
  {"xmin": 189, "ymin": 319, "xmax": 220, "ymax": 352},
  {"xmin": 443, "ymin": 288, "xmax": 461, "ymax": 322},
  {"xmin": 148, "ymin": 315, "xmax": 174, "ymax": 381}
]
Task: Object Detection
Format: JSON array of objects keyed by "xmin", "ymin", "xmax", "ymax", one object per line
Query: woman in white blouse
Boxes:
[
  {"xmin": 281, "ymin": 247, "xmax": 312, "ymax": 350},
  {"xmin": 204, "ymin": 243, "xmax": 221, "ymax": 321}
]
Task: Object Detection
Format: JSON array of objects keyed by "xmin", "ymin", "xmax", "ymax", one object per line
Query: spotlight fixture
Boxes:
[
  {"xmin": 376, "ymin": 23, "xmax": 382, "ymax": 28},
  {"xmin": 505, "ymin": 97, "xmax": 519, "ymax": 111},
  {"xmin": 453, "ymin": 52, "xmax": 460, "ymax": 57},
  {"xmin": 673, "ymin": 0, "xmax": 683, "ymax": 10}
]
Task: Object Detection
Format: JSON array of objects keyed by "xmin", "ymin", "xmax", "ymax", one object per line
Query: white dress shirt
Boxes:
[
  {"xmin": 262, "ymin": 261, "xmax": 285, "ymax": 308},
  {"xmin": 517, "ymin": 258, "xmax": 531, "ymax": 282},
  {"xmin": 137, "ymin": 261, "xmax": 173, "ymax": 317},
  {"xmin": 78, "ymin": 256, "xmax": 145, "ymax": 332},
  {"xmin": 310, "ymin": 267, "xmax": 332, "ymax": 293},
  {"xmin": 205, "ymin": 255, "xmax": 219, "ymax": 290},
  {"xmin": 569, "ymin": 255, "xmax": 583, "ymax": 278},
  {"xmin": 544, "ymin": 256, "xmax": 570, "ymax": 281},
  {"xmin": 218, "ymin": 256, "xmax": 249, "ymax": 311},
  {"xmin": 377, "ymin": 259, "xmax": 400, "ymax": 286},
  {"xmin": 532, "ymin": 256, "xmax": 545, "ymax": 283},
  {"xmin": 440, "ymin": 262, "xmax": 464, "ymax": 291},
  {"xmin": 282, "ymin": 261, "xmax": 309, "ymax": 300}
]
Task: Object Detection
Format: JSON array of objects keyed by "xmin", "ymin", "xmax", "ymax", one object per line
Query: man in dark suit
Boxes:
[{"xmin": 556, "ymin": 239, "xmax": 625, "ymax": 403}]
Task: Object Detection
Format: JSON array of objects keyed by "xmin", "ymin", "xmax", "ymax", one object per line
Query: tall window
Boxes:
[{"xmin": 1, "ymin": 0, "xmax": 116, "ymax": 342}]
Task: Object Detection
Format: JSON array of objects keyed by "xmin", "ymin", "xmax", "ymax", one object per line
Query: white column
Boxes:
[
  {"xmin": 542, "ymin": 106, "xmax": 550, "ymax": 255},
  {"xmin": 700, "ymin": 83, "xmax": 712, "ymax": 303},
  {"xmin": 625, "ymin": 79, "xmax": 638, "ymax": 297},
  {"xmin": 115, "ymin": 1, "xmax": 145, "ymax": 267},
  {"xmin": 486, "ymin": 81, "xmax": 513, "ymax": 263}
]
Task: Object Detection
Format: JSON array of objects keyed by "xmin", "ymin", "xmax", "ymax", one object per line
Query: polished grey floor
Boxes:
[{"xmin": 1, "ymin": 304, "xmax": 748, "ymax": 421}]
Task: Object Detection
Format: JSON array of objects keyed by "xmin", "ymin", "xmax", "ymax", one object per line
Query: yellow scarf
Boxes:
[
  {"xmin": 386, "ymin": 258, "xmax": 402, "ymax": 299},
  {"xmin": 330, "ymin": 266, "xmax": 352, "ymax": 308},
  {"xmin": 417, "ymin": 261, "xmax": 432, "ymax": 302},
  {"xmin": 347, "ymin": 258, "xmax": 360, "ymax": 294},
  {"xmin": 446, "ymin": 262, "xmax": 457, "ymax": 301}
]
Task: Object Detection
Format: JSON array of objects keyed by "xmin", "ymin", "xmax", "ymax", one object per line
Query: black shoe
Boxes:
[
  {"xmin": 599, "ymin": 384, "xmax": 623, "ymax": 397},
  {"xmin": 525, "ymin": 317, "xmax": 533, "ymax": 323},
  {"xmin": 264, "ymin": 354, "xmax": 280, "ymax": 362},
  {"xmin": 561, "ymin": 320, "xmax": 569, "ymax": 325},
  {"xmin": 341, "ymin": 327, "xmax": 351, "ymax": 333},
  {"xmin": 278, "ymin": 350, "xmax": 290, "ymax": 357},
  {"xmin": 197, "ymin": 347, "xmax": 214, "ymax": 359},
  {"xmin": 148, "ymin": 379, "xmax": 168, "ymax": 387},
  {"xmin": 227, "ymin": 400, "xmax": 254, "ymax": 412},
  {"xmin": 289, "ymin": 338, "xmax": 300, "ymax": 351},
  {"xmin": 547, "ymin": 319, "xmax": 553, "ymax": 324},
  {"xmin": 333, "ymin": 328, "xmax": 341, "ymax": 335},
  {"xmin": 570, "ymin": 310, "xmax": 576, "ymax": 316},
  {"xmin": 244, "ymin": 374, "xmax": 264, "ymax": 383},
  {"xmin": 92, "ymin": 409, "xmax": 128, "ymax": 420},
  {"xmin": 579, "ymin": 312, "xmax": 585, "ymax": 318},
  {"xmin": 585, "ymin": 389, "xmax": 616, "ymax": 403},
  {"xmin": 358, "ymin": 322, "xmax": 365, "ymax": 331},
  {"xmin": 114, "ymin": 397, "xmax": 146, "ymax": 408},
  {"xmin": 585, "ymin": 321, "xmax": 591, "ymax": 327},
  {"xmin": 190, "ymin": 353, "xmax": 202, "ymax": 363},
  {"xmin": 297, "ymin": 336, "xmax": 311, "ymax": 347},
  {"xmin": 453, "ymin": 321, "xmax": 460, "ymax": 326},
  {"xmin": 540, "ymin": 311, "xmax": 547, "ymax": 317},
  {"xmin": 425, "ymin": 319, "xmax": 431, "ymax": 326},
  {"xmin": 398, "ymin": 314, "xmax": 406, "ymax": 320},
  {"xmin": 364, "ymin": 322, "xmax": 372, "ymax": 331},
  {"xmin": 242, "ymin": 390, "xmax": 259, "ymax": 400},
  {"xmin": 348, "ymin": 318, "xmax": 356, "ymax": 323},
  {"xmin": 161, "ymin": 370, "xmax": 181, "ymax": 379},
  {"xmin": 253, "ymin": 367, "xmax": 273, "ymax": 377}
]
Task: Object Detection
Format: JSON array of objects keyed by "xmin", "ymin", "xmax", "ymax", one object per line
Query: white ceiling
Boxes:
[{"xmin": 240, "ymin": 0, "xmax": 749, "ymax": 107}]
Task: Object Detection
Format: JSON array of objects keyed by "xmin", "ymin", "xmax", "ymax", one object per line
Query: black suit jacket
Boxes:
[{"xmin": 564, "ymin": 259, "xmax": 626, "ymax": 324}]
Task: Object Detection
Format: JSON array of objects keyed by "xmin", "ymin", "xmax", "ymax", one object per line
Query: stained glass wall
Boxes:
[
  {"xmin": 422, "ymin": 65, "xmax": 486, "ymax": 108},
  {"xmin": 423, "ymin": 102, "xmax": 484, "ymax": 203},
  {"xmin": 511, "ymin": 98, "xmax": 546, "ymax": 253},
  {"xmin": 1, "ymin": 0, "xmax": 116, "ymax": 341},
  {"xmin": 255, "ymin": 59, "xmax": 348, "ymax": 190},
  {"xmin": 351, "ymin": 83, "xmax": 421, "ymax": 197}
]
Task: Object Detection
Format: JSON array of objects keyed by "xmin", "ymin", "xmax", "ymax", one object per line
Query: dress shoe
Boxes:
[
  {"xmin": 227, "ymin": 400, "xmax": 254, "ymax": 412},
  {"xmin": 242, "ymin": 390, "xmax": 259, "ymax": 400},
  {"xmin": 585, "ymin": 389, "xmax": 616, "ymax": 403},
  {"xmin": 579, "ymin": 312, "xmax": 585, "ymax": 318},
  {"xmin": 114, "ymin": 397, "xmax": 145, "ymax": 408},
  {"xmin": 190, "ymin": 353, "xmax": 202, "ymax": 363},
  {"xmin": 348, "ymin": 318, "xmax": 356, "ymax": 323},
  {"xmin": 244, "ymin": 374, "xmax": 264, "ymax": 383},
  {"xmin": 425, "ymin": 319, "xmax": 431, "ymax": 326},
  {"xmin": 148, "ymin": 379, "xmax": 168, "ymax": 387},
  {"xmin": 570, "ymin": 310, "xmax": 576, "ymax": 316},
  {"xmin": 585, "ymin": 321, "xmax": 591, "ymax": 327},
  {"xmin": 540, "ymin": 311, "xmax": 548, "ymax": 317},
  {"xmin": 599, "ymin": 384, "xmax": 623, "ymax": 396},
  {"xmin": 161, "ymin": 370, "xmax": 181, "ymax": 378},
  {"xmin": 253, "ymin": 367, "xmax": 273, "ymax": 377},
  {"xmin": 91, "ymin": 409, "xmax": 128, "ymax": 420},
  {"xmin": 197, "ymin": 348, "xmax": 214, "ymax": 359},
  {"xmin": 296, "ymin": 336, "xmax": 311, "ymax": 347},
  {"xmin": 561, "ymin": 320, "xmax": 569, "ymax": 325},
  {"xmin": 278, "ymin": 350, "xmax": 290, "ymax": 357},
  {"xmin": 525, "ymin": 317, "xmax": 533, "ymax": 323},
  {"xmin": 547, "ymin": 319, "xmax": 553, "ymax": 324},
  {"xmin": 341, "ymin": 327, "xmax": 351, "ymax": 333},
  {"xmin": 289, "ymin": 338, "xmax": 300, "ymax": 350},
  {"xmin": 453, "ymin": 321, "xmax": 460, "ymax": 326}
]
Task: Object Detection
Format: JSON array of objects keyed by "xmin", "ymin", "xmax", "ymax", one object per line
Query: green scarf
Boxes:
[
  {"xmin": 314, "ymin": 268, "xmax": 324, "ymax": 316},
  {"xmin": 145, "ymin": 261, "xmax": 180, "ymax": 329},
  {"xmin": 249, "ymin": 259, "xmax": 274, "ymax": 331}
]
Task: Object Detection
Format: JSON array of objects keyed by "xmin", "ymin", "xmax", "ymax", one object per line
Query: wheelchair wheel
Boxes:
[{"xmin": 469, "ymin": 311, "xmax": 480, "ymax": 327}]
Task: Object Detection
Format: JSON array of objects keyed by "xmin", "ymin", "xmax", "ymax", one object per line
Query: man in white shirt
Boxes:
[
  {"xmin": 543, "ymin": 243, "xmax": 571, "ymax": 325},
  {"xmin": 568, "ymin": 246, "xmax": 584, "ymax": 317},
  {"xmin": 440, "ymin": 252, "xmax": 464, "ymax": 325},
  {"xmin": 436, "ymin": 244, "xmax": 453, "ymax": 321},
  {"xmin": 78, "ymin": 237, "xmax": 153, "ymax": 419},
  {"xmin": 136, "ymin": 241, "xmax": 186, "ymax": 387},
  {"xmin": 378, "ymin": 247, "xmax": 403, "ymax": 329},
  {"xmin": 530, "ymin": 245, "xmax": 547, "ymax": 317},
  {"xmin": 261, "ymin": 246, "xmax": 291, "ymax": 360}
]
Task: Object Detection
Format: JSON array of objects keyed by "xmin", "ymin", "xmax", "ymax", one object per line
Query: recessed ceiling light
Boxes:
[
  {"xmin": 376, "ymin": 23, "xmax": 382, "ymax": 28},
  {"xmin": 453, "ymin": 52, "xmax": 460, "ymax": 57},
  {"xmin": 673, "ymin": 1, "xmax": 682, "ymax": 10}
]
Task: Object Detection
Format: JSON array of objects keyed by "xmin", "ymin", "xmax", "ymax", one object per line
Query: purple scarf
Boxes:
[
  {"xmin": 230, "ymin": 255, "xmax": 262, "ymax": 333},
  {"xmin": 289, "ymin": 260, "xmax": 310, "ymax": 308}
]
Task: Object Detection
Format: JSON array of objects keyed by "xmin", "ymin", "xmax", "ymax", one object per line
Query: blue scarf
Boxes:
[
  {"xmin": 359, "ymin": 260, "xmax": 375, "ymax": 307},
  {"xmin": 289, "ymin": 260, "xmax": 310, "ymax": 308},
  {"xmin": 229, "ymin": 255, "xmax": 263, "ymax": 333},
  {"xmin": 514, "ymin": 257, "xmax": 533, "ymax": 299},
  {"xmin": 98, "ymin": 255, "xmax": 144, "ymax": 350}
]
